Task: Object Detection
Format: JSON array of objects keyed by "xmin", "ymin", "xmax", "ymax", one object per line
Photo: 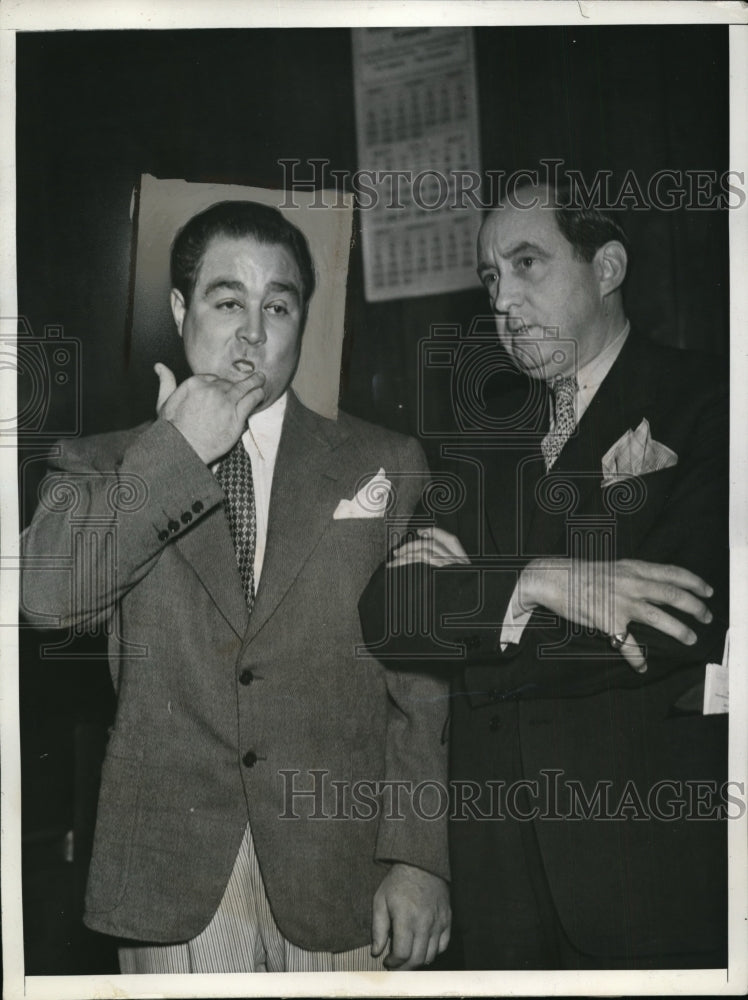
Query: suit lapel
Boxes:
[
  {"xmin": 175, "ymin": 503, "xmax": 250, "ymax": 638},
  {"xmin": 523, "ymin": 333, "xmax": 659, "ymax": 556},
  {"xmin": 244, "ymin": 393, "xmax": 348, "ymax": 641},
  {"xmin": 483, "ymin": 377, "xmax": 549, "ymax": 558}
]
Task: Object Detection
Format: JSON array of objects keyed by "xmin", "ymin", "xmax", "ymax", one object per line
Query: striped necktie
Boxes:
[
  {"xmin": 215, "ymin": 439, "xmax": 256, "ymax": 612},
  {"xmin": 541, "ymin": 374, "xmax": 578, "ymax": 470}
]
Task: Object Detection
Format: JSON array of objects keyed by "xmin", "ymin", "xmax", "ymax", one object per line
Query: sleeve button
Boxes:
[
  {"xmin": 242, "ymin": 750, "xmax": 258, "ymax": 768},
  {"xmin": 157, "ymin": 530, "xmax": 169, "ymax": 542},
  {"xmin": 181, "ymin": 511, "xmax": 193, "ymax": 525},
  {"xmin": 192, "ymin": 500, "xmax": 204, "ymax": 514},
  {"xmin": 239, "ymin": 669, "xmax": 254, "ymax": 686},
  {"xmin": 168, "ymin": 520, "xmax": 180, "ymax": 533}
]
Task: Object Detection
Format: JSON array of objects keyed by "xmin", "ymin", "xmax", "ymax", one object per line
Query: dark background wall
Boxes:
[{"xmin": 15, "ymin": 25, "xmax": 729, "ymax": 974}]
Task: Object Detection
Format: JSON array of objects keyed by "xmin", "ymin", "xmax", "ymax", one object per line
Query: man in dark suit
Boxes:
[
  {"xmin": 21, "ymin": 201, "xmax": 450, "ymax": 973},
  {"xmin": 360, "ymin": 183, "xmax": 728, "ymax": 969}
]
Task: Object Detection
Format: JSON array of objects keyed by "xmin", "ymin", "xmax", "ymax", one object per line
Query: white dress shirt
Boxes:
[
  {"xmin": 240, "ymin": 391, "xmax": 287, "ymax": 586},
  {"xmin": 500, "ymin": 321, "xmax": 631, "ymax": 646}
]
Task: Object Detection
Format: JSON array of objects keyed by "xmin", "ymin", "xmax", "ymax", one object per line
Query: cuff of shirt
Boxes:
[{"xmin": 500, "ymin": 582, "xmax": 534, "ymax": 650}]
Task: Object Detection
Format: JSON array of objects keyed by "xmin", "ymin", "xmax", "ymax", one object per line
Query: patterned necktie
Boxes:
[
  {"xmin": 541, "ymin": 374, "xmax": 578, "ymax": 470},
  {"xmin": 215, "ymin": 439, "xmax": 256, "ymax": 612}
]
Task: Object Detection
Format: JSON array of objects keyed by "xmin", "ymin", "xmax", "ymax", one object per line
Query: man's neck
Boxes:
[{"xmin": 576, "ymin": 303, "xmax": 628, "ymax": 371}]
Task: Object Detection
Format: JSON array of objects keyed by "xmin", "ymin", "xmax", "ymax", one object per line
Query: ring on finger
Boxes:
[{"xmin": 609, "ymin": 631, "xmax": 629, "ymax": 651}]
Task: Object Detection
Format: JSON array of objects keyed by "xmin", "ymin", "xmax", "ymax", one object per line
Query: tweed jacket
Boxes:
[{"xmin": 21, "ymin": 392, "xmax": 450, "ymax": 950}]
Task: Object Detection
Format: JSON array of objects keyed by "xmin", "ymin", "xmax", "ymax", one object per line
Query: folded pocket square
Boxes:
[
  {"xmin": 333, "ymin": 468, "xmax": 392, "ymax": 519},
  {"xmin": 601, "ymin": 418, "xmax": 678, "ymax": 486}
]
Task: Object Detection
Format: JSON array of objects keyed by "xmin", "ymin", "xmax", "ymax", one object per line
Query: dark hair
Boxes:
[
  {"xmin": 548, "ymin": 183, "xmax": 630, "ymax": 264},
  {"xmin": 170, "ymin": 200, "xmax": 316, "ymax": 310}
]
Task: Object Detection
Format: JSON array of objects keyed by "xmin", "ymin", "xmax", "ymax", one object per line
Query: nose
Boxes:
[
  {"xmin": 492, "ymin": 273, "xmax": 523, "ymax": 315},
  {"xmin": 236, "ymin": 306, "xmax": 266, "ymax": 347}
]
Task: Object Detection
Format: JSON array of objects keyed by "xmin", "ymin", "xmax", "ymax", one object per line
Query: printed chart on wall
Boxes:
[{"xmin": 352, "ymin": 27, "xmax": 483, "ymax": 302}]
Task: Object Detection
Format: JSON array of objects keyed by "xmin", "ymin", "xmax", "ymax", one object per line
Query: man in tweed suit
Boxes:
[{"xmin": 21, "ymin": 201, "xmax": 450, "ymax": 973}]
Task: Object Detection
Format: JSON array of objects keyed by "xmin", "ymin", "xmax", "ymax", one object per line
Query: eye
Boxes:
[
  {"xmin": 216, "ymin": 299, "xmax": 242, "ymax": 312},
  {"xmin": 481, "ymin": 271, "xmax": 498, "ymax": 288},
  {"xmin": 518, "ymin": 256, "xmax": 535, "ymax": 270},
  {"xmin": 265, "ymin": 301, "xmax": 290, "ymax": 316}
]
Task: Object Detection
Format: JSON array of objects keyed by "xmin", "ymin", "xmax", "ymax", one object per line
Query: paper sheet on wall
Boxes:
[
  {"xmin": 352, "ymin": 27, "xmax": 483, "ymax": 302},
  {"xmin": 130, "ymin": 174, "xmax": 352, "ymax": 419}
]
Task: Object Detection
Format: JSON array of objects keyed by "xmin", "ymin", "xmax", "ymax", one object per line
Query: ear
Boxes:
[
  {"xmin": 170, "ymin": 288, "xmax": 186, "ymax": 338},
  {"xmin": 594, "ymin": 241, "xmax": 628, "ymax": 296}
]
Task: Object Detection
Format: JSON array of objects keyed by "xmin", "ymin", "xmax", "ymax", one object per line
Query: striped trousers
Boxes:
[{"xmin": 118, "ymin": 823, "xmax": 387, "ymax": 973}]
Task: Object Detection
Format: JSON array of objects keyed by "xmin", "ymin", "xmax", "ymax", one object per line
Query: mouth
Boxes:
[
  {"xmin": 232, "ymin": 358, "xmax": 256, "ymax": 375},
  {"xmin": 504, "ymin": 317, "xmax": 528, "ymax": 335}
]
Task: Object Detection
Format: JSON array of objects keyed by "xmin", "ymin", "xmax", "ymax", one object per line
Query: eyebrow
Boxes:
[
  {"xmin": 203, "ymin": 278, "xmax": 246, "ymax": 297},
  {"xmin": 500, "ymin": 240, "xmax": 549, "ymax": 259},
  {"xmin": 477, "ymin": 241, "xmax": 550, "ymax": 276},
  {"xmin": 202, "ymin": 278, "xmax": 301, "ymax": 300},
  {"xmin": 266, "ymin": 280, "xmax": 301, "ymax": 300}
]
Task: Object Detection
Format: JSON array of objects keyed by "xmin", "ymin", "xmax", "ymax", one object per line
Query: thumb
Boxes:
[
  {"xmin": 619, "ymin": 628, "xmax": 648, "ymax": 674},
  {"xmin": 154, "ymin": 363, "xmax": 177, "ymax": 413},
  {"xmin": 371, "ymin": 893, "xmax": 391, "ymax": 957}
]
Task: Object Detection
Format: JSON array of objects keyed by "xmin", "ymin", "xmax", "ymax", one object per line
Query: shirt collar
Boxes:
[{"xmin": 246, "ymin": 391, "xmax": 287, "ymax": 462}]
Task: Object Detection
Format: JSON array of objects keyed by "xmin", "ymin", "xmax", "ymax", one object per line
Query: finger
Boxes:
[
  {"xmin": 403, "ymin": 927, "xmax": 429, "ymax": 971},
  {"xmin": 631, "ymin": 578, "xmax": 713, "ymax": 625},
  {"xmin": 154, "ymin": 363, "xmax": 177, "ymax": 411},
  {"xmin": 616, "ymin": 629, "xmax": 648, "ymax": 674},
  {"xmin": 629, "ymin": 600, "xmax": 699, "ymax": 646},
  {"xmin": 423, "ymin": 931, "xmax": 440, "ymax": 967},
  {"xmin": 419, "ymin": 527, "xmax": 469, "ymax": 561},
  {"xmin": 370, "ymin": 895, "xmax": 390, "ymax": 958},
  {"xmin": 387, "ymin": 543, "xmax": 425, "ymax": 567},
  {"xmin": 234, "ymin": 385, "xmax": 267, "ymax": 424},
  {"xmin": 388, "ymin": 540, "xmax": 468, "ymax": 568},
  {"xmin": 437, "ymin": 925, "xmax": 451, "ymax": 954},
  {"xmin": 227, "ymin": 370, "xmax": 266, "ymax": 400},
  {"xmin": 384, "ymin": 925, "xmax": 416, "ymax": 970},
  {"xmin": 626, "ymin": 560, "xmax": 713, "ymax": 598}
]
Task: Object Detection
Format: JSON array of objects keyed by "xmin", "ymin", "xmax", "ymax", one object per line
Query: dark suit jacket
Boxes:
[
  {"xmin": 21, "ymin": 393, "xmax": 450, "ymax": 950},
  {"xmin": 360, "ymin": 333, "xmax": 728, "ymax": 962}
]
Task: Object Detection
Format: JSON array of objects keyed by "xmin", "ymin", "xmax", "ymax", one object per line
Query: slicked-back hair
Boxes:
[
  {"xmin": 544, "ymin": 182, "xmax": 631, "ymax": 264},
  {"xmin": 170, "ymin": 200, "xmax": 316, "ymax": 313}
]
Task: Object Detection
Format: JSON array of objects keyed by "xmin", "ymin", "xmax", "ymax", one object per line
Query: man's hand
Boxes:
[
  {"xmin": 154, "ymin": 362, "xmax": 266, "ymax": 465},
  {"xmin": 371, "ymin": 863, "xmax": 450, "ymax": 970},
  {"xmin": 520, "ymin": 557, "xmax": 714, "ymax": 674},
  {"xmin": 387, "ymin": 527, "xmax": 470, "ymax": 569}
]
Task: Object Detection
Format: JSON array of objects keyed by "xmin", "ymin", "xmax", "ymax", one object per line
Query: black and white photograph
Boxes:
[{"xmin": 1, "ymin": 2, "xmax": 747, "ymax": 998}]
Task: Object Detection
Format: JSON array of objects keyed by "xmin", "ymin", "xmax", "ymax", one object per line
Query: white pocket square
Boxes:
[
  {"xmin": 601, "ymin": 418, "xmax": 678, "ymax": 487},
  {"xmin": 333, "ymin": 468, "xmax": 392, "ymax": 519}
]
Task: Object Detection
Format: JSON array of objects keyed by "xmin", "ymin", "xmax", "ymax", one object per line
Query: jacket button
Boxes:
[
  {"xmin": 157, "ymin": 530, "xmax": 169, "ymax": 542},
  {"xmin": 168, "ymin": 520, "xmax": 180, "ymax": 533},
  {"xmin": 489, "ymin": 715, "xmax": 501, "ymax": 732},
  {"xmin": 242, "ymin": 750, "xmax": 258, "ymax": 768},
  {"xmin": 239, "ymin": 669, "xmax": 254, "ymax": 686},
  {"xmin": 181, "ymin": 511, "xmax": 193, "ymax": 525},
  {"xmin": 192, "ymin": 500, "xmax": 204, "ymax": 514}
]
